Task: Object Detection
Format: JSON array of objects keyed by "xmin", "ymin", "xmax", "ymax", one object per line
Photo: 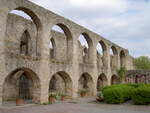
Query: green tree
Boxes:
[
  {"xmin": 117, "ymin": 67, "xmax": 127, "ymax": 83},
  {"xmin": 134, "ymin": 56, "xmax": 150, "ymax": 69}
]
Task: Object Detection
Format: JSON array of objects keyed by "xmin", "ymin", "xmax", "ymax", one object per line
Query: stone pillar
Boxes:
[
  {"xmin": 40, "ymin": 79, "xmax": 49, "ymax": 103},
  {"xmin": 0, "ymin": 7, "xmax": 9, "ymax": 106},
  {"xmin": 71, "ymin": 34, "xmax": 79, "ymax": 98},
  {"xmin": 117, "ymin": 52, "xmax": 121, "ymax": 69},
  {"xmin": 106, "ymin": 45, "xmax": 111, "ymax": 86},
  {"xmin": 92, "ymin": 41, "xmax": 98, "ymax": 96},
  {"xmin": 38, "ymin": 24, "xmax": 50, "ymax": 104}
]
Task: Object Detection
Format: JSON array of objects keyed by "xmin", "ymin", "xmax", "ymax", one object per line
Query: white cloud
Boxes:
[{"xmin": 70, "ymin": 0, "xmax": 124, "ymax": 8}]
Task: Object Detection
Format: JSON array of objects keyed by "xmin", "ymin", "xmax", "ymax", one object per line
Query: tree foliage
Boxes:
[
  {"xmin": 117, "ymin": 67, "xmax": 127, "ymax": 83},
  {"xmin": 134, "ymin": 56, "xmax": 150, "ymax": 69}
]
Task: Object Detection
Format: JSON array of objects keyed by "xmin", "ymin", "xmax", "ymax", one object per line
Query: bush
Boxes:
[
  {"xmin": 102, "ymin": 84, "xmax": 150, "ymax": 105},
  {"xmin": 132, "ymin": 85, "xmax": 150, "ymax": 105},
  {"xmin": 127, "ymin": 83, "xmax": 144, "ymax": 88},
  {"xmin": 102, "ymin": 84, "xmax": 133, "ymax": 104}
]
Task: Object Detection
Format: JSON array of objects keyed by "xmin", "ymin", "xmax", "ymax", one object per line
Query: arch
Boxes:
[
  {"xmin": 49, "ymin": 71, "xmax": 73, "ymax": 97},
  {"xmin": 97, "ymin": 40, "xmax": 107, "ymax": 55},
  {"xmin": 100, "ymin": 40, "xmax": 107, "ymax": 54},
  {"xmin": 2, "ymin": 68, "xmax": 41, "ymax": 105},
  {"xmin": 111, "ymin": 46, "xmax": 117, "ymax": 55},
  {"xmin": 78, "ymin": 33, "xmax": 93, "ymax": 63},
  {"xmin": 120, "ymin": 50, "xmax": 126, "ymax": 67},
  {"xmin": 12, "ymin": 7, "xmax": 42, "ymax": 29},
  {"xmin": 111, "ymin": 75, "xmax": 120, "ymax": 85},
  {"xmin": 78, "ymin": 73, "xmax": 94, "ymax": 96},
  {"xmin": 7, "ymin": 7, "xmax": 42, "ymax": 56},
  {"xmin": 110, "ymin": 46, "xmax": 118, "ymax": 69},
  {"xmin": 97, "ymin": 40, "xmax": 107, "ymax": 68},
  {"xmin": 49, "ymin": 38, "xmax": 56, "ymax": 59},
  {"xmin": 50, "ymin": 23, "xmax": 73, "ymax": 61},
  {"xmin": 97, "ymin": 73, "xmax": 108, "ymax": 91}
]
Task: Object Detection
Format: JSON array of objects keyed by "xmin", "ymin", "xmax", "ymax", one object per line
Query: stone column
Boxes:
[
  {"xmin": 105, "ymin": 45, "xmax": 111, "ymax": 86},
  {"xmin": 0, "ymin": 7, "xmax": 9, "ymax": 106},
  {"xmin": 117, "ymin": 50, "xmax": 121, "ymax": 69},
  {"xmin": 71, "ymin": 34, "xmax": 79, "ymax": 98},
  {"xmin": 92, "ymin": 41, "xmax": 98, "ymax": 96},
  {"xmin": 37, "ymin": 24, "xmax": 50, "ymax": 104}
]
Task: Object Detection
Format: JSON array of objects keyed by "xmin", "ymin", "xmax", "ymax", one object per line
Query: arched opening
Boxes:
[
  {"xmin": 51, "ymin": 24, "xmax": 73, "ymax": 61},
  {"xmin": 97, "ymin": 73, "xmax": 107, "ymax": 91},
  {"xmin": 2, "ymin": 68, "xmax": 41, "ymax": 105},
  {"xmin": 78, "ymin": 73, "xmax": 94, "ymax": 96},
  {"xmin": 97, "ymin": 40, "xmax": 107, "ymax": 68},
  {"xmin": 111, "ymin": 75, "xmax": 119, "ymax": 85},
  {"xmin": 20, "ymin": 30, "xmax": 31, "ymax": 56},
  {"xmin": 7, "ymin": 7, "xmax": 42, "ymax": 56},
  {"xmin": 120, "ymin": 50, "xmax": 126, "ymax": 67},
  {"xmin": 110, "ymin": 46, "xmax": 118, "ymax": 70},
  {"xmin": 78, "ymin": 33, "xmax": 93, "ymax": 63},
  {"xmin": 49, "ymin": 38, "xmax": 56, "ymax": 59},
  {"xmin": 49, "ymin": 71, "xmax": 73, "ymax": 97}
]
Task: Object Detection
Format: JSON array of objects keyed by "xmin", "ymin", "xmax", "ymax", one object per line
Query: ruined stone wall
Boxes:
[
  {"xmin": 127, "ymin": 70, "xmax": 150, "ymax": 84},
  {"xmin": 0, "ymin": 0, "xmax": 134, "ymax": 105}
]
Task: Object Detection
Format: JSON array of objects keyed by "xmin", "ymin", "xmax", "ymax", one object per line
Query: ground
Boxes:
[{"xmin": 0, "ymin": 97, "xmax": 150, "ymax": 113}]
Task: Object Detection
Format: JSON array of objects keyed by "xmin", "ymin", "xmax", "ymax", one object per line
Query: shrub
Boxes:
[
  {"xmin": 78, "ymin": 89, "xmax": 88, "ymax": 94},
  {"xmin": 132, "ymin": 85, "xmax": 150, "ymax": 105},
  {"xmin": 127, "ymin": 83, "xmax": 144, "ymax": 88},
  {"xmin": 102, "ymin": 84, "xmax": 133, "ymax": 104},
  {"xmin": 49, "ymin": 92, "xmax": 57, "ymax": 98},
  {"xmin": 102, "ymin": 84, "xmax": 150, "ymax": 105}
]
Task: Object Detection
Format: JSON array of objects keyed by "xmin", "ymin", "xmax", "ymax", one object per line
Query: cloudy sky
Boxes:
[{"xmin": 29, "ymin": 0, "xmax": 150, "ymax": 57}]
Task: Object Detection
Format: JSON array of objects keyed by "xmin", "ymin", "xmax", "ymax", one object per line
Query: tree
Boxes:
[
  {"xmin": 134, "ymin": 56, "xmax": 150, "ymax": 69},
  {"xmin": 117, "ymin": 67, "xmax": 127, "ymax": 83}
]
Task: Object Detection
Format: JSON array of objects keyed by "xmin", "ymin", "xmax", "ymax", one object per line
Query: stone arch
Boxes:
[
  {"xmin": 11, "ymin": 7, "xmax": 42, "ymax": 29},
  {"xmin": 78, "ymin": 73, "xmax": 94, "ymax": 96},
  {"xmin": 120, "ymin": 50, "xmax": 126, "ymax": 67},
  {"xmin": 97, "ymin": 40, "xmax": 107, "ymax": 68},
  {"xmin": 6, "ymin": 7, "xmax": 42, "ymax": 56},
  {"xmin": 2, "ymin": 68, "xmax": 41, "ymax": 104},
  {"xmin": 49, "ymin": 38, "xmax": 56, "ymax": 59},
  {"xmin": 49, "ymin": 71, "xmax": 73, "ymax": 97},
  {"xmin": 50, "ymin": 23, "xmax": 73, "ymax": 61},
  {"xmin": 97, "ymin": 73, "xmax": 108, "ymax": 91},
  {"xmin": 78, "ymin": 33, "xmax": 93, "ymax": 63},
  {"xmin": 110, "ymin": 46, "xmax": 118, "ymax": 70},
  {"xmin": 111, "ymin": 75, "xmax": 120, "ymax": 85}
]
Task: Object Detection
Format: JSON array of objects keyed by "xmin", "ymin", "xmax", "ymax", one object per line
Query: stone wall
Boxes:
[
  {"xmin": 126, "ymin": 70, "xmax": 150, "ymax": 84},
  {"xmin": 0, "ymin": 0, "xmax": 134, "ymax": 105}
]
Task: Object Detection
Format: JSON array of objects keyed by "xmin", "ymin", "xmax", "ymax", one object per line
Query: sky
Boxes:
[{"xmin": 27, "ymin": 0, "xmax": 150, "ymax": 57}]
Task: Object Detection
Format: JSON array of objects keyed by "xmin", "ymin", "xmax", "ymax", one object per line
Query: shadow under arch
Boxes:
[
  {"xmin": 110, "ymin": 46, "xmax": 118, "ymax": 69},
  {"xmin": 97, "ymin": 73, "xmax": 108, "ymax": 91},
  {"xmin": 120, "ymin": 50, "xmax": 126, "ymax": 67},
  {"xmin": 78, "ymin": 72, "xmax": 94, "ymax": 96},
  {"xmin": 2, "ymin": 67, "xmax": 41, "ymax": 105},
  {"xmin": 49, "ymin": 71, "xmax": 73, "ymax": 97},
  {"xmin": 111, "ymin": 74, "xmax": 120, "ymax": 85}
]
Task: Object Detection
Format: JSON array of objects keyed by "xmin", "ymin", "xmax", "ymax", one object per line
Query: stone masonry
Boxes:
[{"xmin": 0, "ymin": 0, "xmax": 134, "ymax": 105}]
